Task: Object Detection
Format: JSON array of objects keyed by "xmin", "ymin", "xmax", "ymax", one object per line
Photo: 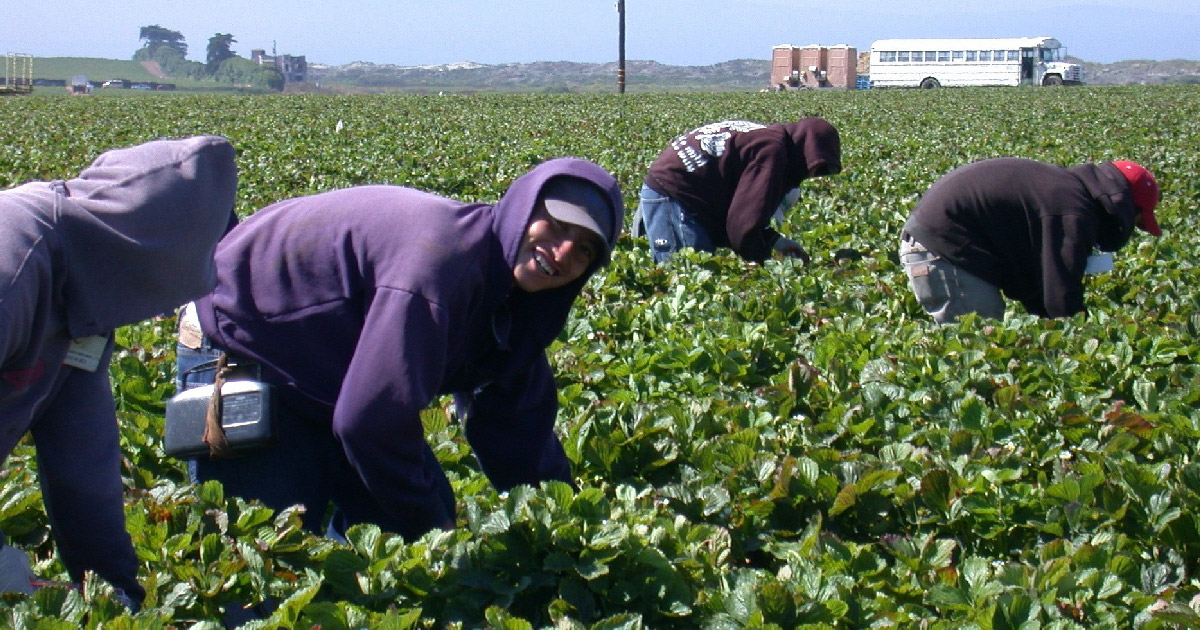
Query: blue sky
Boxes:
[{"xmin": 4, "ymin": 1, "xmax": 1197, "ymax": 66}]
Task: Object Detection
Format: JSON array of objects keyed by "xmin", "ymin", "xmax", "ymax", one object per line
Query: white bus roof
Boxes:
[{"xmin": 870, "ymin": 37, "xmax": 1061, "ymax": 50}]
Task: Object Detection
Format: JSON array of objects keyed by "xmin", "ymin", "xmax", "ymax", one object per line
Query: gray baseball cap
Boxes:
[{"xmin": 540, "ymin": 177, "xmax": 616, "ymax": 258}]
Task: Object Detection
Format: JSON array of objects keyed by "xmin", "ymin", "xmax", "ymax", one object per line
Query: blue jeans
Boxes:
[
  {"xmin": 175, "ymin": 342, "xmax": 452, "ymax": 540},
  {"xmin": 899, "ymin": 234, "xmax": 1004, "ymax": 324},
  {"xmin": 637, "ymin": 184, "xmax": 715, "ymax": 263}
]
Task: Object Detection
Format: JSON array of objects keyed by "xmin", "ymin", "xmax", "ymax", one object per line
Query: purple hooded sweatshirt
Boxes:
[
  {"xmin": 193, "ymin": 158, "xmax": 623, "ymax": 536},
  {"xmin": 0, "ymin": 136, "xmax": 238, "ymax": 602},
  {"xmin": 644, "ymin": 118, "xmax": 842, "ymax": 262}
]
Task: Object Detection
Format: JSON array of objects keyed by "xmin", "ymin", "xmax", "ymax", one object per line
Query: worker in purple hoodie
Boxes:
[
  {"xmin": 635, "ymin": 118, "xmax": 842, "ymax": 263},
  {"xmin": 174, "ymin": 157, "xmax": 623, "ymax": 541},
  {"xmin": 0, "ymin": 136, "xmax": 239, "ymax": 605}
]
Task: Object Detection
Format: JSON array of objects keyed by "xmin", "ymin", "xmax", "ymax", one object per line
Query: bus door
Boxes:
[{"xmin": 1020, "ymin": 48, "xmax": 1036, "ymax": 85}]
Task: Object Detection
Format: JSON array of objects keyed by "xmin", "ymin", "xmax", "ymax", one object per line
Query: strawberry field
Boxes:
[{"xmin": 2, "ymin": 85, "xmax": 1199, "ymax": 628}]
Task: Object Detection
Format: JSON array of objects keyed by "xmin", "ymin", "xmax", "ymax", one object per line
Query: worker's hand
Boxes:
[{"xmin": 772, "ymin": 236, "xmax": 811, "ymax": 264}]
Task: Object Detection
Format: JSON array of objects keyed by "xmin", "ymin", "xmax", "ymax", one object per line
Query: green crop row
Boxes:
[{"xmin": 1, "ymin": 86, "xmax": 1198, "ymax": 628}]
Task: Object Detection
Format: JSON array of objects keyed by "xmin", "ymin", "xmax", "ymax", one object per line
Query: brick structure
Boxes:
[
  {"xmin": 769, "ymin": 44, "xmax": 857, "ymax": 90},
  {"xmin": 251, "ymin": 48, "xmax": 308, "ymax": 83}
]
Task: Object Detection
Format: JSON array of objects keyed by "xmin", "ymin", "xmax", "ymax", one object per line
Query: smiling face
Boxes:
[{"xmin": 512, "ymin": 201, "xmax": 603, "ymax": 293}]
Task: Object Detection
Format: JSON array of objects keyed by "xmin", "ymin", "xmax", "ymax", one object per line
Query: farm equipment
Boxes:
[
  {"xmin": 1, "ymin": 52, "xmax": 33, "ymax": 95},
  {"xmin": 69, "ymin": 75, "xmax": 92, "ymax": 95}
]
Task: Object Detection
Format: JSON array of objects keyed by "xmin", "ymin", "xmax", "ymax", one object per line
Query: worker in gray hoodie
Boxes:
[{"xmin": 0, "ymin": 136, "xmax": 238, "ymax": 606}]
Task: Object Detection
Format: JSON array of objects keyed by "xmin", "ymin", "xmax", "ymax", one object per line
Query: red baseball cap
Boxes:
[{"xmin": 1112, "ymin": 161, "xmax": 1161, "ymax": 236}]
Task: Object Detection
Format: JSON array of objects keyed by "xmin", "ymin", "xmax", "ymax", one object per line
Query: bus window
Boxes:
[
  {"xmin": 952, "ymin": 51, "xmax": 964, "ymax": 61},
  {"xmin": 966, "ymin": 50, "xmax": 977, "ymax": 62},
  {"xmin": 897, "ymin": 51, "xmax": 910, "ymax": 62},
  {"xmin": 1007, "ymin": 50, "xmax": 1020, "ymax": 61},
  {"xmin": 938, "ymin": 51, "xmax": 950, "ymax": 62},
  {"xmin": 978, "ymin": 51, "xmax": 991, "ymax": 62},
  {"xmin": 880, "ymin": 51, "xmax": 897, "ymax": 62},
  {"xmin": 993, "ymin": 50, "xmax": 1006, "ymax": 60}
]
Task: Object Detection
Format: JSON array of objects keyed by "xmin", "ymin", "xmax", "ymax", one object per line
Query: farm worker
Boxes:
[
  {"xmin": 899, "ymin": 158, "xmax": 1161, "ymax": 323},
  {"xmin": 0, "ymin": 136, "xmax": 239, "ymax": 606},
  {"xmin": 174, "ymin": 158, "xmax": 623, "ymax": 541},
  {"xmin": 634, "ymin": 117, "xmax": 842, "ymax": 263}
]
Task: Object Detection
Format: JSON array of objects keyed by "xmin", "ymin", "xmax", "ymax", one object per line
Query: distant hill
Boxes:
[
  {"xmin": 1078, "ymin": 58, "xmax": 1200, "ymax": 85},
  {"xmin": 31, "ymin": 57, "xmax": 165, "ymax": 82},
  {"xmin": 27, "ymin": 57, "xmax": 210, "ymax": 89},
  {"xmin": 305, "ymin": 59, "xmax": 771, "ymax": 92},
  {"xmin": 307, "ymin": 57, "xmax": 1200, "ymax": 92},
  {"xmin": 23, "ymin": 56, "xmax": 1200, "ymax": 93}
]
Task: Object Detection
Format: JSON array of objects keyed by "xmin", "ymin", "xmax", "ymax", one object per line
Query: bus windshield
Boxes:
[{"xmin": 1039, "ymin": 47, "xmax": 1061, "ymax": 62}]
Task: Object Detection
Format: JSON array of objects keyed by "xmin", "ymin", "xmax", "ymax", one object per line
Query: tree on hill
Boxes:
[
  {"xmin": 207, "ymin": 34, "xmax": 237, "ymax": 73},
  {"xmin": 131, "ymin": 24, "xmax": 285, "ymax": 91},
  {"xmin": 138, "ymin": 25, "xmax": 187, "ymax": 58},
  {"xmin": 134, "ymin": 25, "xmax": 205, "ymax": 80}
]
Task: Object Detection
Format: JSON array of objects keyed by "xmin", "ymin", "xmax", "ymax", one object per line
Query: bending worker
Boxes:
[
  {"xmin": 636, "ymin": 117, "xmax": 842, "ymax": 264},
  {"xmin": 174, "ymin": 157, "xmax": 623, "ymax": 541},
  {"xmin": 899, "ymin": 158, "xmax": 1161, "ymax": 323},
  {"xmin": 0, "ymin": 136, "xmax": 237, "ymax": 605}
]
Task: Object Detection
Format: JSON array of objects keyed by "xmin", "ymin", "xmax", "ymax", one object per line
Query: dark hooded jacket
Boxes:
[
  {"xmin": 902, "ymin": 158, "xmax": 1142, "ymax": 318},
  {"xmin": 643, "ymin": 118, "xmax": 842, "ymax": 262},
  {"xmin": 0, "ymin": 136, "xmax": 238, "ymax": 602},
  {"xmin": 193, "ymin": 158, "xmax": 623, "ymax": 536}
]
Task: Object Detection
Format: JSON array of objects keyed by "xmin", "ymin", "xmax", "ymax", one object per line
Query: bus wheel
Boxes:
[
  {"xmin": 919, "ymin": 78, "xmax": 940, "ymax": 89},
  {"xmin": 1043, "ymin": 75, "xmax": 1064, "ymax": 86}
]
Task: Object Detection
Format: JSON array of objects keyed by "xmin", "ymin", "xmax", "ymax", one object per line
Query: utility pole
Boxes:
[{"xmin": 617, "ymin": 0, "xmax": 626, "ymax": 93}]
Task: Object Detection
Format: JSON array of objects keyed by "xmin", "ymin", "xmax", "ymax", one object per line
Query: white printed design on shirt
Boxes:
[{"xmin": 671, "ymin": 120, "xmax": 766, "ymax": 173}]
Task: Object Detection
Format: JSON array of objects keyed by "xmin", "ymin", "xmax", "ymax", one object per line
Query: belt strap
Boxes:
[{"xmin": 204, "ymin": 353, "xmax": 236, "ymax": 458}]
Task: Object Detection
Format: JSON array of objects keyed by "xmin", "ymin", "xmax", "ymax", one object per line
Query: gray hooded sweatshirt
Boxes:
[{"xmin": 0, "ymin": 136, "xmax": 237, "ymax": 602}]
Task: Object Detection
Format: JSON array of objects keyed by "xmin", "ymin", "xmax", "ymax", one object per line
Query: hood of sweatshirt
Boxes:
[
  {"xmin": 1069, "ymin": 161, "xmax": 1140, "ymax": 252},
  {"xmin": 3, "ymin": 136, "xmax": 237, "ymax": 338},
  {"xmin": 490, "ymin": 158, "xmax": 624, "ymax": 366},
  {"xmin": 783, "ymin": 117, "xmax": 843, "ymax": 180}
]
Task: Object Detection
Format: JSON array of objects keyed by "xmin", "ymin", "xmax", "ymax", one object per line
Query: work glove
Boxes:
[
  {"xmin": 772, "ymin": 235, "xmax": 811, "ymax": 265},
  {"xmin": 0, "ymin": 543, "xmax": 36, "ymax": 595}
]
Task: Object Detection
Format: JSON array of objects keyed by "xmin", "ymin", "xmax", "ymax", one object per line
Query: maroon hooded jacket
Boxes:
[{"xmin": 643, "ymin": 118, "xmax": 842, "ymax": 262}]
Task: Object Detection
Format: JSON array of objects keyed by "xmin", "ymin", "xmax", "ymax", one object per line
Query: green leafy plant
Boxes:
[{"xmin": 1, "ymin": 85, "xmax": 1198, "ymax": 627}]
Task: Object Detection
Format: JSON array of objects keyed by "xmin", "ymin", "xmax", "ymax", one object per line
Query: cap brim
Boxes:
[
  {"xmin": 1138, "ymin": 208, "xmax": 1162, "ymax": 237},
  {"xmin": 544, "ymin": 199, "xmax": 607, "ymax": 245}
]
